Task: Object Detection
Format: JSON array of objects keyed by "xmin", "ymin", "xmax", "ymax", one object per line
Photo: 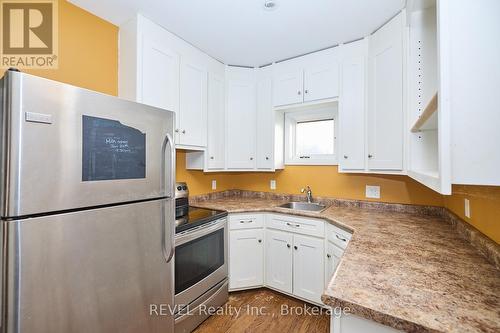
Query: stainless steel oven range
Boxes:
[{"xmin": 174, "ymin": 183, "xmax": 228, "ymax": 333}]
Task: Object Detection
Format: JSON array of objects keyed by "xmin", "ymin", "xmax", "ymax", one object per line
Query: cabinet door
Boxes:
[
  {"xmin": 339, "ymin": 40, "xmax": 366, "ymax": 171},
  {"xmin": 293, "ymin": 234, "xmax": 324, "ymax": 304},
  {"xmin": 304, "ymin": 62, "xmax": 339, "ymax": 102},
  {"xmin": 325, "ymin": 241, "xmax": 344, "ymax": 288},
  {"xmin": 256, "ymin": 77, "xmax": 274, "ymax": 169},
  {"xmin": 226, "ymin": 78, "xmax": 256, "ymax": 169},
  {"xmin": 368, "ymin": 13, "xmax": 404, "ymax": 170},
  {"xmin": 141, "ymin": 38, "xmax": 179, "ymax": 129},
  {"xmin": 207, "ymin": 73, "xmax": 225, "ymax": 169},
  {"xmin": 265, "ymin": 229, "xmax": 293, "ymax": 294},
  {"xmin": 179, "ymin": 61, "xmax": 208, "ymax": 147},
  {"xmin": 273, "ymin": 71, "xmax": 304, "ymax": 107},
  {"xmin": 229, "ymin": 229, "xmax": 264, "ymax": 290}
]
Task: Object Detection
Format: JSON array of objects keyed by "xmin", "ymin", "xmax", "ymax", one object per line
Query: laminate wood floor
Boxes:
[{"xmin": 193, "ymin": 289, "xmax": 329, "ymax": 333}]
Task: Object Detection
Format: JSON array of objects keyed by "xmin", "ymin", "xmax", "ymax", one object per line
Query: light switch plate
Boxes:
[
  {"xmin": 270, "ymin": 180, "xmax": 276, "ymax": 190},
  {"xmin": 211, "ymin": 180, "xmax": 217, "ymax": 190},
  {"xmin": 464, "ymin": 198, "xmax": 471, "ymax": 218},
  {"xmin": 366, "ymin": 185, "xmax": 380, "ymax": 199}
]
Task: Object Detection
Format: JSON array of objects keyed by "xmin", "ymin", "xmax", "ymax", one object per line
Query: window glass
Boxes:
[{"xmin": 296, "ymin": 119, "xmax": 334, "ymax": 156}]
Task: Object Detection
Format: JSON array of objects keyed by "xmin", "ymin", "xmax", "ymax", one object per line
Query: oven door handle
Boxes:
[
  {"xmin": 161, "ymin": 132, "xmax": 175, "ymax": 263},
  {"xmin": 175, "ymin": 219, "xmax": 226, "ymax": 246}
]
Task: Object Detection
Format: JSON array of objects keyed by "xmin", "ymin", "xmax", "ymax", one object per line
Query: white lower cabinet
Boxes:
[
  {"xmin": 292, "ymin": 234, "xmax": 325, "ymax": 304},
  {"xmin": 229, "ymin": 229, "xmax": 264, "ymax": 290},
  {"xmin": 265, "ymin": 229, "xmax": 293, "ymax": 293},
  {"xmin": 325, "ymin": 241, "xmax": 344, "ymax": 288},
  {"xmin": 228, "ymin": 213, "xmax": 350, "ymax": 305}
]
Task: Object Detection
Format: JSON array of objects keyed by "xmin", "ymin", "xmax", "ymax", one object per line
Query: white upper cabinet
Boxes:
[
  {"xmin": 367, "ymin": 12, "xmax": 405, "ymax": 171},
  {"xmin": 256, "ymin": 67, "xmax": 284, "ymax": 170},
  {"xmin": 256, "ymin": 77, "xmax": 274, "ymax": 169},
  {"xmin": 206, "ymin": 73, "xmax": 225, "ymax": 170},
  {"xmin": 223, "ymin": 66, "xmax": 284, "ymax": 171},
  {"xmin": 303, "ymin": 58, "xmax": 340, "ymax": 103},
  {"xmin": 118, "ymin": 14, "xmax": 224, "ymax": 149},
  {"xmin": 273, "ymin": 71, "xmax": 304, "ymax": 107},
  {"xmin": 226, "ymin": 67, "xmax": 257, "ymax": 169},
  {"xmin": 444, "ymin": 0, "xmax": 500, "ymax": 187},
  {"xmin": 140, "ymin": 38, "xmax": 180, "ymax": 114},
  {"xmin": 179, "ymin": 61, "xmax": 208, "ymax": 147},
  {"xmin": 272, "ymin": 48, "xmax": 340, "ymax": 107},
  {"xmin": 339, "ymin": 39, "xmax": 367, "ymax": 171}
]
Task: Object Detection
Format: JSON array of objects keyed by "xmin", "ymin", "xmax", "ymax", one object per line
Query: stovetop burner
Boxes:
[{"xmin": 175, "ymin": 206, "xmax": 227, "ymax": 233}]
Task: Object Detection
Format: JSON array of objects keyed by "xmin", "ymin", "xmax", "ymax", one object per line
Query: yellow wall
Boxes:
[
  {"xmin": 444, "ymin": 186, "xmax": 500, "ymax": 244},
  {"xmin": 1, "ymin": 0, "xmax": 118, "ymax": 96},
  {"xmin": 178, "ymin": 151, "xmax": 500, "ymax": 243},
  {"xmin": 176, "ymin": 151, "xmax": 444, "ymax": 206}
]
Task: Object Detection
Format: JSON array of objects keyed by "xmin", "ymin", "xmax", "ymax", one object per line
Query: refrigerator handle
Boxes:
[
  {"xmin": 161, "ymin": 133, "xmax": 175, "ymax": 263},
  {"xmin": 161, "ymin": 132, "xmax": 175, "ymax": 198}
]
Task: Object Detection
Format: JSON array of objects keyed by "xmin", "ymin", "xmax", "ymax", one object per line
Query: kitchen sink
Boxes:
[{"xmin": 278, "ymin": 201, "xmax": 328, "ymax": 212}]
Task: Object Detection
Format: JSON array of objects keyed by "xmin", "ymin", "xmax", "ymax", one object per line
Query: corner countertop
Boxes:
[{"xmin": 190, "ymin": 194, "xmax": 500, "ymax": 333}]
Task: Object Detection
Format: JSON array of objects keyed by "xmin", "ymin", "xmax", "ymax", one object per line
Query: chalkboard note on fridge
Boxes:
[{"xmin": 82, "ymin": 115, "xmax": 146, "ymax": 181}]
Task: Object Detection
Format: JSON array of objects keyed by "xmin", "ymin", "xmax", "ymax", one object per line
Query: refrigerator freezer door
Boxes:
[
  {"xmin": 1, "ymin": 71, "xmax": 175, "ymax": 218},
  {"xmin": 3, "ymin": 199, "xmax": 175, "ymax": 333}
]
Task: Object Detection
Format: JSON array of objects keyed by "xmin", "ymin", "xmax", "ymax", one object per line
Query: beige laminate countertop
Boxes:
[{"xmin": 191, "ymin": 195, "xmax": 500, "ymax": 333}]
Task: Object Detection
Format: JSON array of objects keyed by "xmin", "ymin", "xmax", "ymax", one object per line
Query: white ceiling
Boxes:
[{"xmin": 69, "ymin": 0, "xmax": 405, "ymax": 67}]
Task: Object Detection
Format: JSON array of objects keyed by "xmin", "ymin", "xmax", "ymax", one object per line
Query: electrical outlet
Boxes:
[
  {"xmin": 270, "ymin": 180, "xmax": 276, "ymax": 190},
  {"xmin": 211, "ymin": 180, "xmax": 217, "ymax": 190},
  {"xmin": 464, "ymin": 198, "xmax": 471, "ymax": 218},
  {"xmin": 366, "ymin": 185, "xmax": 381, "ymax": 199}
]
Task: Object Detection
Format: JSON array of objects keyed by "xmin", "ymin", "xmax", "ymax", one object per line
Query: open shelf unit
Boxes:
[{"xmin": 406, "ymin": 0, "xmax": 451, "ymax": 194}]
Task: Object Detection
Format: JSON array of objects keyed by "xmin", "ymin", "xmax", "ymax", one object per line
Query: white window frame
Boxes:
[{"xmin": 284, "ymin": 104, "xmax": 338, "ymax": 165}]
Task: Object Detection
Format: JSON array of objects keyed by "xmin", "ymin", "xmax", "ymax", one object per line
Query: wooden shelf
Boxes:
[{"xmin": 411, "ymin": 93, "xmax": 438, "ymax": 133}]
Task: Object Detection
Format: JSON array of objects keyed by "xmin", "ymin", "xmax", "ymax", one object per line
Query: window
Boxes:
[{"xmin": 285, "ymin": 104, "xmax": 337, "ymax": 165}]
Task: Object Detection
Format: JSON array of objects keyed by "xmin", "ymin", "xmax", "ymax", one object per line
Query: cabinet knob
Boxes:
[
  {"xmin": 294, "ymin": 245, "xmax": 298, "ymax": 250},
  {"xmin": 343, "ymin": 155, "xmax": 348, "ymax": 159},
  {"xmin": 258, "ymin": 239, "xmax": 262, "ymax": 243},
  {"xmin": 287, "ymin": 244, "xmax": 291, "ymax": 248},
  {"xmin": 368, "ymin": 154, "xmax": 373, "ymax": 158},
  {"xmin": 327, "ymin": 254, "xmax": 331, "ymax": 259},
  {"xmin": 182, "ymin": 130, "xmax": 186, "ymax": 134},
  {"xmin": 210, "ymin": 156, "xmax": 214, "ymax": 160},
  {"xmin": 305, "ymin": 89, "xmax": 309, "ymax": 94},
  {"xmin": 297, "ymin": 90, "xmax": 301, "ymax": 95},
  {"xmin": 250, "ymin": 157, "xmax": 254, "ymax": 160},
  {"xmin": 175, "ymin": 129, "xmax": 179, "ymax": 133},
  {"xmin": 265, "ymin": 157, "xmax": 269, "ymax": 160}
]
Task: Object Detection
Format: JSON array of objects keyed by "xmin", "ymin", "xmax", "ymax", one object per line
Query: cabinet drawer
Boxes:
[
  {"xmin": 326, "ymin": 223, "xmax": 352, "ymax": 249},
  {"xmin": 229, "ymin": 214, "xmax": 264, "ymax": 230},
  {"xmin": 267, "ymin": 214, "xmax": 325, "ymax": 238}
]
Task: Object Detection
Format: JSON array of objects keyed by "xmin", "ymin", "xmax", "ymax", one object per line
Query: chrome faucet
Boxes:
[{"xmin": 301, "ymin": 186, "xmax": 313, "ymax": 203}]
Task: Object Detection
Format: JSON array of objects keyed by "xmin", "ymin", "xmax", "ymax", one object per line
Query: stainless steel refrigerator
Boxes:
[{"xmin": 0, "ymin": 70, "xmax": 176, "ymax": 333}]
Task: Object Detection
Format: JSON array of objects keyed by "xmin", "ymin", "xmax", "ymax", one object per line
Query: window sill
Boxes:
[{"xmin": 285, "ymin": 159, "xmax": 338, "ymax": 166}]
